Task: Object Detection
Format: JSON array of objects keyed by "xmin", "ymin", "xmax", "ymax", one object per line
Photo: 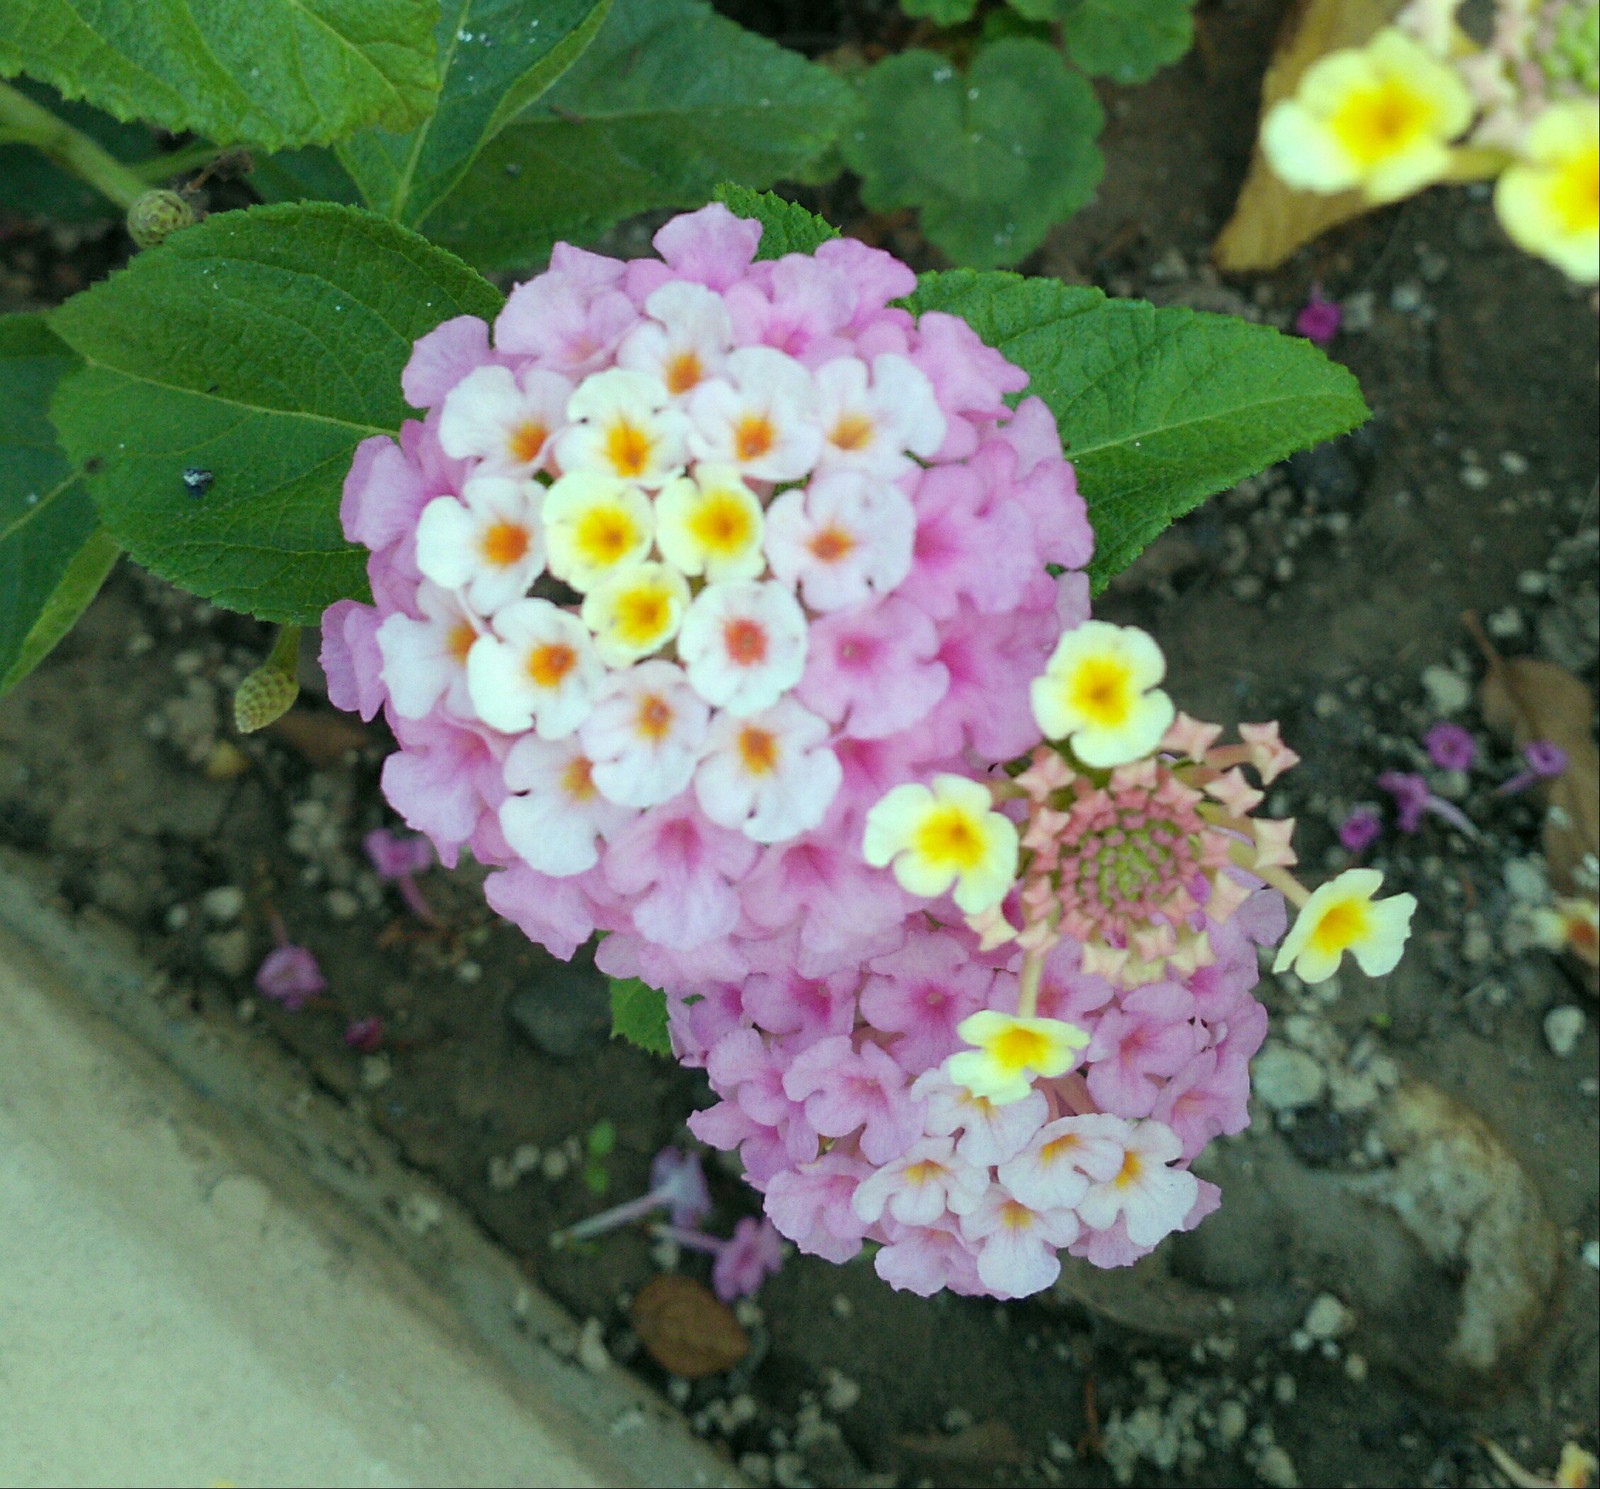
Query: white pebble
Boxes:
[
  {"xmin": 200, "ymin": 885, "xmax": 245, "ymax": 923},
  {"xmin": 1253, "ymin": 1043, "xmax": 1327, "ymax": 1112},
  {"xmin": 1420, "ymin": 664, "xmax": 1471, "ymax": 715},
  {"xmin": 1304, "ymin": 1294, "xmax": 1355, "ymax": 1339},
  {"xmin": 1344, "ymin": 1352, "xmax": 1369, "ymax": 1382},
  {"xmin": 1544, "ymin": 1005, "xmax": 1586, "ymax": 1058},
  {"xmin": 1582, "ymin": 1240, "xmax": 1599, "ymax": 1271},
  {"xmin": 576, "ymin": 1316, "xmax": 610, "ymax": 1374},
  {"xmin": 823, "ymin": 1369, "xmax": 860, "ymax": 1413}
]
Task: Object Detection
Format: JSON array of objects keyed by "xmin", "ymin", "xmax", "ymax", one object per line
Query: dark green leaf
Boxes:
[
  {"xmin": 712, "ymin": 184, "xmax": 838, "ymax": 259},
  {"xmin": 901, "ymin": 0, "xmax": 980, "ymax": 23},
  {"xmin": 421, "ymin": 0, "xmax": 851, "ymax": 271},
  {"xmin": 609, "ymin": 976, "xmax": 671, "ymax": 1057},
  {"xmin": 0, "ymin": 79, "xmax": 161, "ymax": 223},
  {"xmin": 0, "ymin": 0, "xmax": 440, "ymax": 152},
  {"xmin": 337, "ymin": 0, "xmax": 611, "ymax": 227},
  {"xmin": 1057, "ymin": 0, "xmax": 1195, "ymax": 84},
  {"xmin": 0, "ymin": 314, "xmax": 119, "ymax": 696},
  {"xmin": 905, "ymin": 270, "xmax": 1370, "ymax": 590},
  {"xmin": 841, "ymin": 40, "xmax": 1103, "ymax": 270},
  {"xmin": 48, "ymin": 202, "xmax": 504, "ymax": 625},
  {"xmin": 249, "ymin": 145, "xmax": 364, "ymax": 206}
]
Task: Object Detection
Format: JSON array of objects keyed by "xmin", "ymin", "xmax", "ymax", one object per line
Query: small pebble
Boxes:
[
  {"xmin": 1274, "ymin": 1373, "xmax": 1297, "ymax": 1405},
  {"xmin": 397, "ymin": 1192, "xmax": 442, "ymax": 1236},
  {"xmin": 1215, "ymin": 1399, "xmax": 1249, "ymax": 1444},
  {"xmin": 202, "ymin": 928, "xmax": 253, "ymax": 980},
  {"xmin": 1487, "ymin": 606, "xmax": 1524, "ymax": 638},
  {"xmin": 1582, "ymin": 1240, "xmax": 1599, "ymax": 1271},
  {"xmin": 1253, "ymin": 1043, "xmax": 1327, "ymax": 1112},
  {"xmin": 1255, "ymin": 1443, "xmax": 1300, "ymax": 1489},
  {"xmin": 540, "ymin": 1148, "xmax": 571, "ymax": 1181},
  {"xmin": 1420, "ymin": 664, "xmax": 1471, "ymax": 715},
  {"xmin": 830, "ymin": 1293, "xmax": 853, "ymax": 1320},
  {"xmin": 1304, "ymin": 1294, "xmax": 1355, "ymax": 1340},
  {"xmin": 325, "ymin": 888, "xmax": 360, "ymax": 921},
  {"xmin": 1344, "ymin": 1352, "xmax": 1369, "ymax": 1382},
  {"xmin": 576, "ymin": 1316, "xmax": 610, "ymax": 1374},
  {"xmin": 823, "ymin": 1369, "xmax": 860, "ymax": 1413},
  {"xmin": 200, "ymin": 885, "xmax": 245, "ymax": 923},
  {"xmin": 1544, "ymin": 1006, "xmax": 1586, "ymax": 1058}
]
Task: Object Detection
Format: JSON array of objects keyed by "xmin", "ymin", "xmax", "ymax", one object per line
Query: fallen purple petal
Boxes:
[{"xmin": 255, "ymin": 944, "xmax": 325, "ymax": 1011}]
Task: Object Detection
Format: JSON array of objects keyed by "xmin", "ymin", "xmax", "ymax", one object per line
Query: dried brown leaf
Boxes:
[
  {"xmin": 1466, "ymin": 614, "xmax": 1599, "ymax": 894},
  {"xmin": 264, "ymin": 707, "xmax": 375, "ymax": 768},
  {"xmin": 629, "ymin": 1273, "xmax": 749, "ymax": 1380},
  {"xmin": 1213, "ymin": 0, "xmax": 1401, "ymax": 272}
]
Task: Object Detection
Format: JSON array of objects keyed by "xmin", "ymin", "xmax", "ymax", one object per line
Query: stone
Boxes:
[
  {"xmin": 1253, "ymin": 1043, "xmax": 1327, "ymax": 1112},
  {"xmin": 200, "ymin": 885, "xmax": 245, "ymax": 923},
  {"xmin": 202, "ymin": 927, "xmax": 252, "ymax": 980},
  {"xmin": 1421, "ymin": 665, "xmax": 1471, "ymax": 715},
  {"xmin": 1303, "ymin": 1294, "xmax": 1355, "ymax": 1339},
  {"xmin": 1544, "ymin": 1006, "xmax": 1585, "ymax": 1058}
]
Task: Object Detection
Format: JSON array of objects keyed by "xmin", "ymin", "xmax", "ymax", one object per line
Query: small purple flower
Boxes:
[
  {"xmin": 255, "ymin": 944, "xmax": 325, "ymax": 1011},
  {"xmin": 1424, "ymin": 722, "xmax": 1476, "ymax": 773},
  {"xmin": 553, "ymin": 1146, "xmax": 712, "ymax": 1246},
  {"xmin": 1294, "ymin": 286, "xmax": 1341, "ymax": 346},
  {"xmin": 364, "ymin": 826, "xmax": 438, "ymax": 923},
  {"xmin": 344, "ymin": 1016, "xmax": 384, "ymax": 1052},
  {"xmin": 1339, "ymin": 807, "xmax": 1383, "ymax": 854},
  {"xmin": 653, "ymin": 1217, "xmax": 786, "ymax": 1302},
  {"xmin": 1498, "ymin": 739, "xmax": 1569, "ymax": 795},
  {"xmin": 1379, "ymin": 769, "xmax": 1479, "ymax": 838}
]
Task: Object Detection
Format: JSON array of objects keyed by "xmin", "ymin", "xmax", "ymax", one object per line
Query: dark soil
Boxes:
[{"xmin": 2, "ymin": 3, "xmax": 1596, "ymax": 1486}]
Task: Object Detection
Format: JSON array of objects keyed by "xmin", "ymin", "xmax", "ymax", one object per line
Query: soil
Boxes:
[{"xmin": 2, "ymin": 3, "xmax": 1597, "ymax": 1487}]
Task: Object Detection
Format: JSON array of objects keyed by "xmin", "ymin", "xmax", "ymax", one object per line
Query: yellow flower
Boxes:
[
  {"xmin": 946, "ymin": 1011, "xmax": 1090, "ymax": 1106},
  {"xmin": 655, "ymin": 464, "xmax": 766, "ymax": 582},
  {"xmin": 1029, "ymin": 621, "xmax": 1174, "ymax": 769},
  {"xmin": 1495, "ymin": 101, "xmax": 1600, "ymax": 283},
  {"xmin": 1274, "ymin": 868, "xmax": 1416, "ymax": 984},
  {"xmin": 862, "ymin": 774, "xmax": 1018, "ymax": 914},
  {"xmin": 542, "ymin": 472, "xmax": 654, "ymax": 592},
  {"xmin": 581, "ymin": 562, "xmax": 690, "ymax": 666},
  {"xmin": 1261, "ymin": 28, "xmax": 1474, "ymax": 203}
]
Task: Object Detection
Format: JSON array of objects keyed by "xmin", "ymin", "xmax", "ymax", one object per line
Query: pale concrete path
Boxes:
[{"xmin": 0, "ymin": 867, "xmax": 737, "ymax": 1489}]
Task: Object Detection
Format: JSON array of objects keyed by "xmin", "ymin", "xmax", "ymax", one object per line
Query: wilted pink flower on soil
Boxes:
[{"xmin": 255, "ymin": 944, "xmax": 325, "ymax": 1011}]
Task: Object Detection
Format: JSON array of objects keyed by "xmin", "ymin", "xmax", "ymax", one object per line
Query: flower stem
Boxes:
[
  {"xmin": 651, "ymin": 1223, "xmax": 724, "ymax": 1257},
  {"xmin": 1015, "ymin": 945, "xmax": 1047, "ymax": 1019},
  {"xmin": 554, "ymin": 1187, "xmax": 667, "ymax": 1244},
  {"xmin": 0, "ymin": 80, "xmax": 150, "ymax": 211}
]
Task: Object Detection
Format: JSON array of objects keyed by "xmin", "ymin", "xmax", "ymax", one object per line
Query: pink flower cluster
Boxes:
[
  {"xmin": 321, "ymin": 204, "xmax": 1090, "ymax": 992},
  {"xmin": 672, "ymin": 891, "xmax": 1279, "ymax": 1298}
]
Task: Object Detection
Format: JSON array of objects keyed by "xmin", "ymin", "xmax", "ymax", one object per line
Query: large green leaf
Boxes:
[
  {"xmin": 713, "ymin": 183, "xmax": 839, "ymax": 260},
  {"xmin": 0, "ymin": 315, "xmax": 119, "ymax": 697},
  {"xmin": 48, "ymin": 202, "xmax": 504, "ymax": 625},
  {"xmin": 0, "ymin": 0, "xmax": 439, "ymax": 152},
  {"xmin": 905, "ymin": 271, "xmax": 1370, "ymax": 590},
  {"xmin": 841, "ymin": 40, "xmax": 1103, "ymax": 270},
  {"xmin": 609, "ymin": 976, "xmax": 670, "ymax": 1056},
  {"xmin": 420, "ymin": 0, "xmax": 852, "ymax": 271},
  {"xmin": 337, "ymin": 0, "xmax": 611, "ymax": 226}
]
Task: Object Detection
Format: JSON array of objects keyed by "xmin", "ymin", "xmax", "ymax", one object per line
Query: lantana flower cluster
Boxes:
[
  {"xmin": 1261, "ymin": 3, "xmax": 1598, "ymax": 282},
  {"xmin": 322, "ymin": 205, "xmax": 1416, "ymax": 1300}
]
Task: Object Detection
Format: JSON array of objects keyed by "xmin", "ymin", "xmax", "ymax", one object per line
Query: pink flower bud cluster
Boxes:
[
  {"xmin": 321, "ymin": 204, "xmax": 1091, "ymax": 992},
  {"xmin": 670, "ymin": 887, "xmax": 1281, "ymax": 1299}
]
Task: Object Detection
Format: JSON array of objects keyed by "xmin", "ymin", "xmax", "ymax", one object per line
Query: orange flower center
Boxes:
[
  {"xmin": 737, "ymin": 726, "xmax": 778, "ymax": 775},
  {"xmin": 808, "ymin": 526, "xmax": 856, "ymax": 564},
  {"xmin": 447, "ymin": 622, "xmax": 477, "ymax": 664},
  {"xmin": 604, "ymin": 419, "xmax": 653, "ymax": 478},
  {"xmin": 481, "ymin": 521, "xmax": 530, "ymax": 567},
  {"xmin": 829, "ymin": 413, "xmax": 874, "ymax": 452},
  {"xmin": 560, "ymin": 755, "xmax": 596, "ymax": 801},
  {"xmin": 665, "ymin": 351, "xmax": 703, "ymax": 396},
  {"xmin": 526, "ymin": 642, "xmax": 576, "ymax": 689},
  {"xmin": 507, "ymin": 420, "xmax": 547, "ymax": 464},
  {"xmin": 734, "ymin": 413, "xmax": 775, "ymax": 461},
  {"xmin": 636, "ymin": 694, "xmax": 673, "ymax": 742},
  {"xmin": 723, "ymin": 617, "xmax": 768, "ymax": 666}
]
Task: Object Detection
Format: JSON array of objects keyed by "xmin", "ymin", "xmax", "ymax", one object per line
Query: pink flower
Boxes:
[
  {"xmin": 1424, "ymin": 721, "xmax": 1477, "ymax": 772},
  {"xmin": 875, "ymin": 1218, "xmax": 984, "ymax": 1296},
  {"xmin": 782, "ymin": 1036, "xmax": 922, "ymax": 1165},
  {"xmin": 764, "ymin": 1152, "xmax": 873, "ymax": 1262},
  {"xmin": 255, "ymin": 944, "xmax": 324, "ymax": 1010},
  {"xmin": 960, "ymin": 1186, "xmax": 1080, "ymax": 1298},
  {"xmin": 851, "ymin": 1136, "xmax": 989, "ymax": 1228},
  {"xmin": 1074, "ymin": 1117, "xmax": 1199, "ymax": 1248},
  {"xmin": 860, "ymin": 931, "xmax": 997, "ymax": 1070},
  {"xmin": 1084, "ymin": 983, "xmax": 1205, "ymax": 1119},
  {"xmin": 602, "ymin": 802, "xmax": 758, "ymax": 951},
  {"xmin": 797, "ymin": 597, "xmax": 949, "ymax": 740},
  {"xmin": 1339, "ymin": 806, "xmax": 1383, "ymax": 854},
  {"xmin": 1294, "ymin": 286, "xmax": 1341, "ymax": 345}
]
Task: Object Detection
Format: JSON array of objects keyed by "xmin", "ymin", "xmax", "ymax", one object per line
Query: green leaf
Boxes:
[
  {"xmin": 1057, "ymin": 0, "xmax": 1195, "ymax": 84},
  {"xmin": 249, "ymin": 144, "xmax": 364, "ymax": 206},
  {"xmin": 336, "ymin": 0, "xmax": 611, "ymax": 227},
  {"xmin": 901, "ymin": 0, "xmax": 980, "ymax": 23},
  {"xmin": 48, "ymin": 202, "xmax": 504, "ymax": 625},
  {"xmin": 841, "ymin": 40, "xmax": 1103, "ymax": 270},
  {"xmin": 905, "ymin": 271, "xmax": 1370, "ymax": 591},
  {"xmin": 420, "ymin": 0, "xmax": 852, "ymax": 272},
  {"xmin": 0, "ymin": 314, "xmax": 119, "ymax": 696},
  {"xmin": 0, "ymin": 79, "xmax": 161, "ymax": 223},
  {"xmin": 712, "ymin": 184, "xmax": 838, "ymax": 260},
  {"xmin": 609, "ymin": 977, "xmax": 671, "ymax": 1057},
  {"xmin": 0, "ymin": 0, "xmax": 439, "ymax": 152}
]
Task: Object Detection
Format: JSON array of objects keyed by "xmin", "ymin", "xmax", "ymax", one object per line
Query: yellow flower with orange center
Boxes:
[
  {"xmin": 1030, "ymin": 621, "xmax": 1175, "ymax": 769},
  {"xmin": 581, "ymin": 562, "xmax": 691, "ymax": 666},
  {"xmin": 655, "ymin": 465, "xmax": 766, "ymax": 582}
]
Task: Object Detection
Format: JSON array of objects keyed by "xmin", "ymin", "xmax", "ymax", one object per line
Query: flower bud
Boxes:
[{"xmin": 126, "ymin": 189, "xmax": 198, "ymax": 250}]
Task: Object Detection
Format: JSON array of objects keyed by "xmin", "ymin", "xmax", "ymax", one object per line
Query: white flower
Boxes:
[
  {"xmin": 579, "ymin": 661, "xmax": 710, "ymax": 808},
  {"xmin": 812, "ymin": 353, "xmax": 945, "ymax": 478},
  {"xmin": 959, "ymin": 1186, "xmax": 1079, "ymax": 1299},
  {"xmin": 499, "ymin": 733, "xmax": 632, "ymax": 877},
  {"xmin": 414, "ymin": 473, "xmax": 545, "ymax": 617},
  {"xmin": 464, "ymin": 598, "xmax": 601, "ymax": 738},
  {"xmin": 1074, "ymin": 1117, "xmax": 1198, "ymax": 1248},
  {"xmin": 654, "ymin": 464, "xmax": 767, "ymax": 583},
  {"xmin": 553, "ymin": 367, "xmax": 689, "ymax": 488},
  {"xmin": 850, "ymin": 1137, "xmax": 988, "ymax": 1228},
  {"xmin": 375, "ymin": 580, "xmax": 481, "ymax": 721},
  {"xmin": 686, "ymin": 346, "xmax": 822, "ymax": 482},
  {"xmin": 910, "ymin": 1068, "xmax": 1050, "ymax": 1168},
  {"xmin": 581, "ymin": 562, "xmax": 691, "ymax": 666},
  {"xmin": 541, "ymin": 471, "xmax": 654, "ymax": 592},
  {"xmin": 437, "ymin": 363, "xmax": 572, "ymax": 474},
  {"xmin": 862, "ymin": 774, "xmax": 1019, "ymax": 915},
  {"xmin": 693, "ymin": 698, "xmax": 842, "ymax": 844},
  {"xmin": 677, "ymin": 581, "xmax": 809, "ymax": 717},
  {"xmin": 616, "ymin": 280, "xmax": 732, "ymax": 399},
  {"xmin": 1273, "ymin": 867, "xmax": 1417, "ymax": 983},
  {"xmin": 763, "ymin": 469, "xmax": 917, "ymax": 611},
  {"xmin": 1030, "ymin": 621, "xmax": 1175, "ymax": 769},
  {"xmin": 996, "ymin": 1115, "xmax": 1127, "ymax": 1213}
]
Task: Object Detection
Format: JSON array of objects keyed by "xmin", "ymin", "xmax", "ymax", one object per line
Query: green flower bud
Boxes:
[
  {"xmin": 234, "ymin": 627, "xmax": 301, "ymax": 733},
  {"xmin": 126, "ymin": 189, "xmax": 197, "ymax": 250}
]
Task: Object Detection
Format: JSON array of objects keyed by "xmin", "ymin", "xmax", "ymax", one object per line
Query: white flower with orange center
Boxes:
[
  {"xmin": 581, "ymin": 562, "xmax": 691, "ymax": 666},
  {"xmin": 374, "ymin": 580, "xmax": 480, "ymax": 720},
  {"xmin": 763, "ymin": 469, "xmax": 917, "ymax": 611},
  {"xmin": 553, "ymin": 368, "xmax": 688, "ymax": 488},
  {"xmin": 811, "ymin": 353, "xmax": 945, "ymax": 479},
  {"xmin": 997, "ymin": 1115, "xmax": 1126, "ymax": 1212},
  {"xmin": 579, "ymin": 660, "xmax": 710, "ymax": 809},
  {"xmin": 1074, "ymin": 1117, "xmax": 1198, "ymax": 1248},
  {"xmin": 616, "ymin": 281, "xmax": 733, "ymax": 400},
  {"xmin": 862, "ymin": 774, "xmax": 1019, "ymax": 915},
  {"xmin": 498, "ymin": 733, "xmax": 632, "ymax": 877},
  {"xmin": 464, "ymin": 598, "xmax": 600, "ymax": 738},
  {"xmin": 541, "ymin": 471, "xmax": 654, "ymax": 592},
  {"xmin": 1273, "ymin": 867, "xmax": 1416, "ymax": 984},
  {"xmin": 1030, "ymin": 621, "xmax": 1175, "ymax": 769},
  {"xmin": 945, "ymin": 1011, "xmax": 1089, "ymax": 1106},
  {"xmin": 414, "ymin": 473, "xmax": 544, "ymax": 616},
  {"xmin": 437, "ymin": 363, "xmax": 572, "ymax": 474},
  {"xmin": 1495, "ymin": 101, "xmax": 1600, "ymax": 284},
  {"xmin": 686, "ymin": 346, "xmax": 822, "ymax": 482},
  {"xmin": 677, "ymin": 580, "xmax": 809, "ymax": 717},
  {"xmin": 959, "ymin": 1186, "xmax": 1080, "ymax": 1298},
  {"xmin": 1261, "ymin": 27, "xmax": 1473, "ymax": 203},
  {"xmin": 693, "ymin": 697, "xmax": 842, "ymax": 844},
  {"xmin": 654, "ymin": 464, "xmax": 767, "ymax": 583}
]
